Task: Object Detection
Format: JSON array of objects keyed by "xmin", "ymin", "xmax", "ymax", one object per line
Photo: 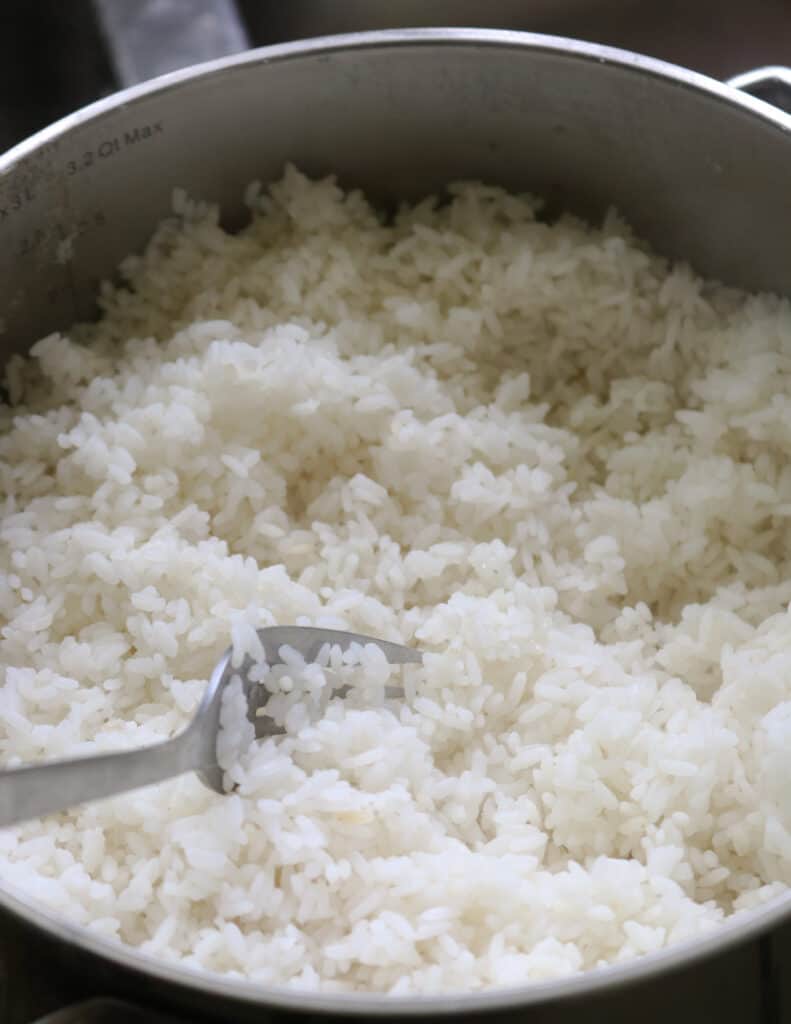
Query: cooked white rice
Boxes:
[{"xmin": 2, "ymin": 166, "xmax": 791, "ymax": 994}]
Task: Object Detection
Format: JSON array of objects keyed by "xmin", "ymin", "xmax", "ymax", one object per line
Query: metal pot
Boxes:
[{"xmin": 2, "ymin": 28, "xmax": 791, "ymax": 1022}]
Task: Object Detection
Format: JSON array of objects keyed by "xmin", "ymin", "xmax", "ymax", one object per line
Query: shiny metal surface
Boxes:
[
  {"xmin": 2, "ymin": 30, "xmax": 791, "ymax": 362},
  {"xmin": 2, "ymin": 27, "xmax": 791, "ymax": 1018},
  {"xmin": 727, "ymin": 64, "xmax": 791, "ymax": 109},
  {"xmin": 0, "ymin": 701, "xmax": 216, "ymax": 827},
  {"xmin": 238, "ymin": 0, "xmax": 791, "ymax": 80},
  {"xmin": 0, "ymin": 627, "xmax": 420, "ymax": 825}
]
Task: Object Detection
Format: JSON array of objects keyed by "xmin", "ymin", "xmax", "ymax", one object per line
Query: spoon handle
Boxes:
[{"xmin": 0, "ymin": 730, "xmax": 199, "ymax": 828}]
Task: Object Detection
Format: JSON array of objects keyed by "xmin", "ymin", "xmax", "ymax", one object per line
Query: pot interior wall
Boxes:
[{"xmin": 1, "ymin": 35, "xmax": 790, "ymax": 362}]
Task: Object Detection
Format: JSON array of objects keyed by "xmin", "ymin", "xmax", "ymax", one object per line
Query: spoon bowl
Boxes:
[{"xmin": 0, "ymin": 626, "xmax": 422, "ymax": 827}]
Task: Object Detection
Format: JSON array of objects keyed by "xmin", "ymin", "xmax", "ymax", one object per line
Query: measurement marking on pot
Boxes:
[
  {"xmin": 65, "ymin": 121, "xmax": 165, "ymax": 176},
  {"xmin": 0, "ymin": 121, "xmax": 166, "ymax": 220},
  {"xmin": 16, "ymin": 211, "xmax": 107, "ymax": 259},
  {"xmin": 0, "ymin": 186, "xmax": 35, "ymax": 221}
]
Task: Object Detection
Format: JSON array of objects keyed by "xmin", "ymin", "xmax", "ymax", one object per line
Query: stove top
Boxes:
[{"xmin": 3, "ymin": 1, "xmax": 791, "ymax": 1021}]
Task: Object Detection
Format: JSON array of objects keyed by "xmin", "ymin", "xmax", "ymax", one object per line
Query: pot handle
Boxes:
[
  {"xmin": 727, "ymin": 66, "xmax": 791, "ymax": 115},
  {"xmin": 93, "ymin": 0, "xmax": 250, "ymax": 89}
]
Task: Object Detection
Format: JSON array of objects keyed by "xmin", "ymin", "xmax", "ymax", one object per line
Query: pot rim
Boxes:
[
  {"xmin": 2, "ymin": 25, "xmax": 790, "ymax": 176},
  {"xmin": 2, "ymin": 27, "xmax": 791, "ymax": 1016}
]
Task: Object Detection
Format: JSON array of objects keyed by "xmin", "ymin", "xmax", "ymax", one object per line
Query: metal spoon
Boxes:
[{"xmin": 0, "ymin": 626, "xmax": 422, "ymax": 829}]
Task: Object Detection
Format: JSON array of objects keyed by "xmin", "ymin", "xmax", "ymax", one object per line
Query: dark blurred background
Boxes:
[{"xmin": 2, "ymin": 0, "xmax": 791, "ymax": 154}]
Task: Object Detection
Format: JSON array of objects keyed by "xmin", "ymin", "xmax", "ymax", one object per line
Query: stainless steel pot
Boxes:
[{"xmin": 2, "ymin": 28, "xmax": 791, "ymax": 1022}]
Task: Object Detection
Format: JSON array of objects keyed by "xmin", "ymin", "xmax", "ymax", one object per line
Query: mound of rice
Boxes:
[{"xmin": 2, "ymin": 166, "xmax": 791, "ymax": 994}]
